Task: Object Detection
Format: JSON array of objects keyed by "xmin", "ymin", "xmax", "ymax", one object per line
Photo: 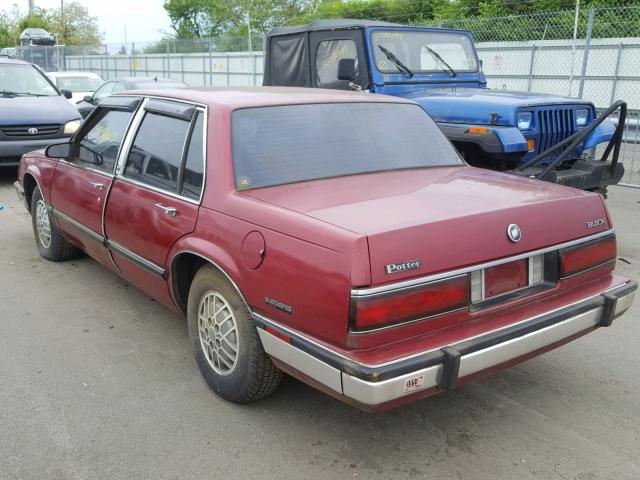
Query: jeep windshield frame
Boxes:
[
  {"xmin": 231, "ymin": 102, "xmax": 463, "ymax": 191},
  {"xmin": 369, "ymin": 29, "xmax": 479, "ymax": 76}
]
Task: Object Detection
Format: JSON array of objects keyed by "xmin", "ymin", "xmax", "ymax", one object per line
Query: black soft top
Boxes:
[{"xmin": 267, "ymin": 19, "xmax": 402, "ymax": 36}]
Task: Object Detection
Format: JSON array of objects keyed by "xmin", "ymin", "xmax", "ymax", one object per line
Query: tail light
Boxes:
[
  {"xmin": 559, "ymin": 235, "xmax": 616, "ymax": 277},
  {"xmin": 349, "ymin": 275, "xmax": 469, "ymax": 331}
]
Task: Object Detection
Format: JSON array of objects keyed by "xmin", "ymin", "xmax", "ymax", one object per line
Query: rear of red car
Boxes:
[{"xmin": 230, "ymin": 98, "xmax": 636, "ymax": 410}]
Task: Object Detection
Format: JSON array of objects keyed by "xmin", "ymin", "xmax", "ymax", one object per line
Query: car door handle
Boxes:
[
  {"xmin": 88, "ymin": 181, "xmax": 104, "ymax": 190},
  {"xmin": 155, "ymin": 203, "xmax": 177, "ymax": 217}
]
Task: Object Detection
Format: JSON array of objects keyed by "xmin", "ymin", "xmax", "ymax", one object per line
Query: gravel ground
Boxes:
[{"xmin": 1, "ymin": 169, "xmax": 639, "ymax": 480}]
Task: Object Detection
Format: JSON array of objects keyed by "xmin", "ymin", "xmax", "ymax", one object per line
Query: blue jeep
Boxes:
[
  {"xmin": 263, "ymin": 20, "xmax": 624, "ymax": 193},
  {"xmin": 0, "ymin": 56, "xmax": 81, "ymax": 167}
]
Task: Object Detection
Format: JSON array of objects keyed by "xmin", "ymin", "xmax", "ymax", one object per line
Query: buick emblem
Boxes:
[
  {"xmin": 27, "ymin": 127, "xmax": 38, "ymax": 135},
  {"xmin": 507, "ymin": 224, "xmax": 522, "ymax": 243}
]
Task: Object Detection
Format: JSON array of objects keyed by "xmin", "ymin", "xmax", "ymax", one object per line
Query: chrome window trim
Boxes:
[
  {"xmin": 351, "ymin": 229, "xmax": 616, "ymax": 298},
  {"xmin": 114, "ymin": 96, "xmax": 207, "ymax": 206},
  {"xmin": 169, "ymin": 250, "xmax": 250, "ymax": 311},
  {"xmin": 255, "ymin": 280, "xmax": 631, "ymax": 370}
]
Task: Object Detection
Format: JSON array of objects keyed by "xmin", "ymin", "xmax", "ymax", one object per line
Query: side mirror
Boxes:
[
  {"xmin": 61, "ymin": 89, "xmax": 73, "ymax": 99},
  {"xmin": 45, "ymin": 141, "xmax": 71, "ymax": 159},
  {"xmin": 337, "ymin": 58, "xmax": 356, "ymax": 81},
  {"xmin": 83, "ymin": 95, "xmax": 93, "ymax": 103}
]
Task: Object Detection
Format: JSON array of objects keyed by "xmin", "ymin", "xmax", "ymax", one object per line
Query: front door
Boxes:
[
  {"xmin": 50, "ymin": 108, "xmax": 134, "ymax": 268},
  {"xmin": 104, "ymin": 100, "xmax": 206, "ymax": 309}
]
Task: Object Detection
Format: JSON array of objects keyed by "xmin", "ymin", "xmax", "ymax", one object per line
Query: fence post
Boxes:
[
  {"xmin": 578, "ymin": 7, "xmax": 595, "ymax": 99},
  {"xmin": 527, "ymin": 45, "xmax": 537, "ymax": 92},
  {"xmin": 226, "ymin": 54, "xmax": 230, "ymax": 86},
  {"xmin": 209, "ymin": 41, "xmax": 213, "ymax": 86},
  {"xmin": 104, "ymin": 44, "xmax": 109, "ymax": 79},
  {"xmin": 609, "ymin": 42, "xmax": 623, "ymax": 105}
]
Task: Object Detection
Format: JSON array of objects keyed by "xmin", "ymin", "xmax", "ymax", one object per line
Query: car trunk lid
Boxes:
[{"xmin": 243, "ymin": 166, "xmax": 611, "ymax": 285}]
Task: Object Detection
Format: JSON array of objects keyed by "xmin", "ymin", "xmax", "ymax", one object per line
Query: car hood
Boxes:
[
  {"xmin": 0, "ymin": 95, "xmax": 81, "ymax": 126},
  {"xmin": 244, "ymin": 166, "xmax": 610, "ymax": 284},
  {"xmin": 399, "ymin": 88, "xmax": 592, "ymax": 126}
]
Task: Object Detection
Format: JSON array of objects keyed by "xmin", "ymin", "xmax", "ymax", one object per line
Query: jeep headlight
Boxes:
[
  {"xmin": 63, "ymin": 119, "xmax": 81, "ymax": 135},
  {"xmin": 517, "ymin": 112, "xmax": 532, "ymax": 130},
  {"xmin": 575, "ymin": 109, "xmax": 589, "ymax": 127}
]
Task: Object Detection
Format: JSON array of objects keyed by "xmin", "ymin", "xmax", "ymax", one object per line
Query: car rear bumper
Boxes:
[{"xmin": 254, "ymin": 280, "xmax": 636, "ymax": 410}]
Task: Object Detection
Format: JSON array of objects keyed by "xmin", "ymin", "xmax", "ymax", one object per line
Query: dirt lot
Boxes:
[{"xmin": 1, "ymin": 169, "xmax": 639, "ymax": 480}]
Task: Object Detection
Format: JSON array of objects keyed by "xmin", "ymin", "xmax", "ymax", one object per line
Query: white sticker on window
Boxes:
[{"xmin": 403, "ymin": 375, "xmax": 425, "ymax": 393}]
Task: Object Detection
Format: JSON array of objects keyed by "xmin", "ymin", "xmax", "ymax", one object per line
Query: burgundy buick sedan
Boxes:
[{"xmin": 15, "ymin": 88, "xmax": 636, "ymax": 411}]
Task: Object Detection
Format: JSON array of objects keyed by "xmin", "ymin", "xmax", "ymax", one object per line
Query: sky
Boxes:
[{"xmin": 4, "ymin": 0, "xmax": 173, "ymax": 46}]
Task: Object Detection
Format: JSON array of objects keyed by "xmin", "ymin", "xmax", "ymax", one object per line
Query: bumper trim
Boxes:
[{"xmin": 255, "ymin": 281, "xmax": 636, "ymax": 407}]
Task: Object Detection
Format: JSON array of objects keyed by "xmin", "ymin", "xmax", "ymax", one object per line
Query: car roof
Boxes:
[
  {"xmin": 47, "ymin": 71, "xmax": 102, "ymax": 78},
  {"xmin": 0, "ymin": 57, "xmax": 31, "ymax": 65},
  {"xmin": 118, "ymin": 86, "xmax": 415, "ymax": 109},
  {"xmin": 267, "ymin": 19, "xmax": 402, "ymax": 36}
]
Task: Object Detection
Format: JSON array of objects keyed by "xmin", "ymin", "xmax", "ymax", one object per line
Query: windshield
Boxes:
[
  {"xmin": 55, "ymin": 76, "xmax": 102, "ymax": 92},
  {"xmin": 232, "ymin": 102, "xmax": 462, "ymax": 190},
  {"xmin": 371, "ymin": 30, "xmax": 478, "ymax": 75},
  {"xmin": 0, "ymin": 64, "xmax": 58, "ymax": 96}
]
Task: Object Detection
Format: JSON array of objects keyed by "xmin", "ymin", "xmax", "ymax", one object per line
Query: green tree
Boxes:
[{"xmin": 47, "ymin": 2, "xmax": 102, "ymax": 46}]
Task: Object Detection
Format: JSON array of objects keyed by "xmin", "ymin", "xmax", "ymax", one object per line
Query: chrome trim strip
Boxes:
[
  {"xmin": 51, "ymin": 208, "xmax": 105, "ymax": 243},
  {"xmin": 342, "ymin": 365, "xmax": 442, "ymax": 406},
  {"xmin": 115, "ymin": 97, "xmax": 148, "ymax": 176},
  {"xmin": 258, "ymin": 286, "xmax": 635, "ymax": 406},
  {"xmin": 258, "ymin": 328, "xmax": 343, "ymax": 393},
  {"xmin": 457, "ymin": 308, "xmax": 602, "ymax": 378},
  {"xmin": 169, "ymin": 250, "xmax": 250, "ymax": 312},
  {"xmin": 255, "ymin": 281, "xmax": 631, "ymax": 370},
  {"xmin": 114, "ymin": 175, "xmax": 201, "ymax": 205},
  {"xmin": 107, "ymin": 240, "xmax": 165, "ymax": 278},
  {"xmin": 351, "ymin": 229, "xmax": 615, "ymax": 297}
]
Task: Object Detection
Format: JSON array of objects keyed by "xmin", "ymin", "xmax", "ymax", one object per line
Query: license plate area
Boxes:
[
  {"xmin": 485, "ymin": 259, "xmax": 529, "ymax": 298},
  {"xmin": 470, "ymin": 254, "xmax": 547, "ymax": 305}
]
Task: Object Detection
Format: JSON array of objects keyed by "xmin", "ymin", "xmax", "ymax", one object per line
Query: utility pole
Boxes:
[
  {"xmin": 247, "ymin": 9, "xmax": 252, "ymax": 53},
  {"xmin": 28, "ymin": 0, "xmax": 35, "ymax": 13},
  {"xmin": 60, "ymin": 0, "xmax": 65, "ymax": 44},
  {"xmin": 568, "ymin": 0, "xmax": 580, "ymax": 95}
]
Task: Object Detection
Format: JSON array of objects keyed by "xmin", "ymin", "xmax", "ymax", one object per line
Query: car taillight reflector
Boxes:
[
  {"xmin": 350, "ymin": 275, "xmax": 469, "ymax": 331},
  {"xmin": 559, "ymin": 235, "xmax": 616, "ymax": 277}
]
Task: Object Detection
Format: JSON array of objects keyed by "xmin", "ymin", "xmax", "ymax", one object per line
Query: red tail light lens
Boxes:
[
  {"xmin": 559, "ymin": 235, "xmax": 616, "ymax": 277},
  {"xmin": 350, "ymin": 275, "xmax": 469, "ymax": 331}
]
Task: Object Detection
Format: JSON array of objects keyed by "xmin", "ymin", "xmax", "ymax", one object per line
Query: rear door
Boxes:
[
  {"xmin": 104, "ymin": 98, "xmax": 206, "ymax": 307},
  {"xmin": 50, "ymin": 105, "xmax": 135, "ymax": 268}
]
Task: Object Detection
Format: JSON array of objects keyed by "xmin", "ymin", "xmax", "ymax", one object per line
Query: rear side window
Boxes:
[
  {"xmin": 123, "ymin": 112, "xmax": 190, "ymax": 193},
  {"xmin": 181, "ymin": 112, "xmax": 205, "ymax": 200},
  {"xmin": 232, "ymin": 103, "xmax": 462, "ymax": 190}
]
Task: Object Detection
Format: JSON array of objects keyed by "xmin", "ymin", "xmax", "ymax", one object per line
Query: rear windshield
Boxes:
[{"xmin": 232, "ymin": 102, "xmax": 461, "ymax": 190}]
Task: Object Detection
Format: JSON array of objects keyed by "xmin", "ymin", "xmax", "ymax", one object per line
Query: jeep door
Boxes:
[
  {"xmin": 104, "ymin": 99, "xmax": 205, "ymax": 308},
  {"xmin": 49, "ymin": 105, "xmax": 135, "ymax": 268},
  {"xmin": 310, "ymin": 30, "xmax": 370, "ymax": 90}
]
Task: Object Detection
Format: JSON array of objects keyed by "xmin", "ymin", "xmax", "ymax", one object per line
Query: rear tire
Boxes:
[
  {"xmin": 30, "ymin": 187, "xmax": 79, "ymax": 261},
  {"xmin": 187, "ymin": 265, "xmax": 282, "ymax": 403}
]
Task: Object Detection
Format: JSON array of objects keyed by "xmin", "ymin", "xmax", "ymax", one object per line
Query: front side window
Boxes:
[
  {"xmin": 0, "ymin": 63, "xmax": 58, "ymax": 96},
  {"xmin": 371, "ymin": 30, "xmax": 478, "ymax": 75},
  {"xmin": 123, "ymin": 112, "xmax": 190, "ymax": 193},
  {"xmin": 315, "ymin": 39, "xmax": 358, "ymax": 89},
  {"xmin": 72, "ymin": 109, "xmax": 133, "ymax": 173},
  {"xmin": 232, "ymin": 102, "xmax": 462, "ymax": 190}
]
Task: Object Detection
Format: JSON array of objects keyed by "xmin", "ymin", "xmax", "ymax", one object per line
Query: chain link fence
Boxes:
[{"xmin": 9, "ymin": 5, "xmax": 640, "ymax": 186}]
